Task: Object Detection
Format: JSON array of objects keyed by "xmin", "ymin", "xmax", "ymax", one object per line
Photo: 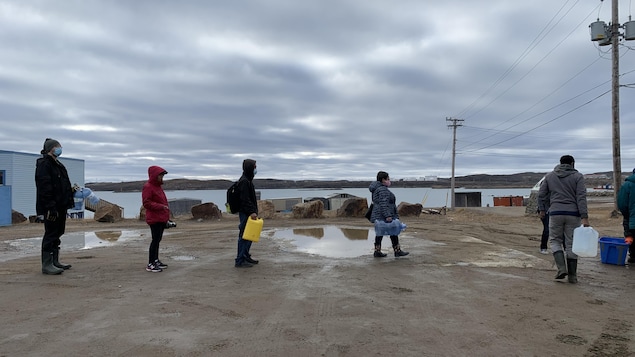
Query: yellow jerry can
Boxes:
[{"xmin": 243, "ymin": 218, "xmax": 263, "ymax": 242}]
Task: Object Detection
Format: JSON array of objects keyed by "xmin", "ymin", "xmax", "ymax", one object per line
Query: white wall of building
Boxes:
[{"xmin": 0, "ymin": 150, "xmax": 84, "ymax": 217}]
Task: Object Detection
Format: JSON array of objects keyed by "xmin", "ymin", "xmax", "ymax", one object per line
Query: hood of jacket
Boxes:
[
  {"xmin": 147, "ymin": 165, "xmax": 167, "ymax": 185},
  {"xmin": 553, "ymin": 164, "xmax": 577, "ymax": 178},
  {"xmin": 242, "ymin": 159, "xmax": 256, "ymax": 180},
  {"xmin": 626, "ymin": 174, "xmax": 635, "ymax": 184},
  {"xmin": 369, "ymin": 180, "xmax": 383, "ymax": 193}
]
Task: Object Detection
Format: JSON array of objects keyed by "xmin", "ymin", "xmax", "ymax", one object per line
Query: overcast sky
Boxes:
[{"xmin": 2, "ymin": 1, "xmax": 635, "ymax": 182}]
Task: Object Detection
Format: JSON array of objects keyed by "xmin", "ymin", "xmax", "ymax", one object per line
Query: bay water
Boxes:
[{"xmin": 87, "ymin": 187, "xmax": 532, "ymax": 219}]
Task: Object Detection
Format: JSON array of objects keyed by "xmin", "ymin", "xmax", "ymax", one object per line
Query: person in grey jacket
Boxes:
[
  {"xmin": 369, "ymin": 171, "xmax": 408, "ymax": 258},
  {"xmin": 538, "ymin": 155, "xmax": 590, "ymax": 284}
]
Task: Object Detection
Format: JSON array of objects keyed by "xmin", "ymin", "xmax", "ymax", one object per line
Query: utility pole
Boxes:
[
  {"xmin": 447, "ymin": 117, "xmax": 463, "ymax": 210},
  {"xmin": 610, "ymin": 0, "xmax": 622, "ymax": 210},
  {"xmin": 590, "ymin": 0, "xmax": 635, "ymax": 210}
]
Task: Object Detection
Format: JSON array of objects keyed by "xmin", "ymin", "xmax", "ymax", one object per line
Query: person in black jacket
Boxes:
[
  {"xmin": 35, "ymin": 138, "xmax": 75, "ymax": 275},
  {"xmin": 234, "ymin": 159, "xmax": 259, "ymax": 268}
]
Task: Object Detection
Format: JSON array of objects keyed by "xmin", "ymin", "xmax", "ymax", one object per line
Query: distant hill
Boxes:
[{"xmin": 87, "ymin": 171, "xmax": 613, "ymax": 192}]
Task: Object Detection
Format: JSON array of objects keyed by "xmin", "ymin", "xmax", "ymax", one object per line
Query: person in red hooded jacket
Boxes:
[{"xmin": 142, "ymin": 166, "xmax": 170, "ymax": 272}]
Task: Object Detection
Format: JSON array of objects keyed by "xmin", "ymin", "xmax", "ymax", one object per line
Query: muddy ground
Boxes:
[{"xmin": 1, "ymin": 200, "xmax": 635, "ymax": 357}]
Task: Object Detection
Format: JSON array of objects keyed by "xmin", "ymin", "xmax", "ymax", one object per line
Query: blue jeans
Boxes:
[{"xmin": 235, "ymin": 212, "xmax": 253, "ymax": 265}]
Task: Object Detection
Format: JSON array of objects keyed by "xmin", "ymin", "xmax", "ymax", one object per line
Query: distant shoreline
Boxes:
[{"xmin": 86, "ymin": 171, "xmax": 618, "ymax": 193}]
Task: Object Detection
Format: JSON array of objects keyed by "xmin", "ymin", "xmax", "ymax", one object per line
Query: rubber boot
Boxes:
[
  {"xmin": 53, "ymin": 248, "xmax": 72, "ymax": 270},
  {"xmin": 567, "ymin": 259, "xmax": 578, "ymax": 284},
  {"xmin": 374, "ymin": 244, "xmax": 387, "ymax": 258},
  {"xmin": 553, "ymin": 251, "xmax": 567, "ymax": 279},
  {"xmin": 42, "ymin": 250, "xmax": 64, "ymax": 275}
]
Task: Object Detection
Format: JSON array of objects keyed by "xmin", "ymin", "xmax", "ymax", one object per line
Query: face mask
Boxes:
[
  {"xmin": 253, "ymin": 169, "xmax": 258, "ymax": 175},
  {"xmin": 53, "ymin": 147, "xmax": 62, "ymax": 157}
]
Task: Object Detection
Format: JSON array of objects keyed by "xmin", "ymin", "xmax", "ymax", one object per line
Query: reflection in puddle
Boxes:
[
  {"xmin": 0, "ymin": 230, "xmax": 145, "ymax": 262},
  {"xmin": 269, "ymin": 225, "xmax": 378, "ymax": 258},
  {"xmin": 94, "ymin": 231, "xmax": 123, "ymax": 241},
  {"xmin": 293, "ymin": 228, "xmax": 324, "ymax": 239}
]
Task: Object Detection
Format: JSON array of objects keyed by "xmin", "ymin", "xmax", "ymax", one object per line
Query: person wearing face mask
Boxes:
[
  {"xmin": 35, "ymin": 138, "xmax": 75, "ymax": 275},
  {"xmin": 142, "ymin": 166, "xmax": 170, "ymax": 273},
  {"xmin": 369, "ymin": 171, "xmax": 409, "ymax": 258},
  {"xmin": 234, "ymin": 159, "xmax": 260, "ymax": 268}
]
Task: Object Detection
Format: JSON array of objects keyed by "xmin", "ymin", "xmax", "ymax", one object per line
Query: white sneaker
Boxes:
[{"xmin": 540, "ymin": 249, "xmax": 549, "ymax": 255}]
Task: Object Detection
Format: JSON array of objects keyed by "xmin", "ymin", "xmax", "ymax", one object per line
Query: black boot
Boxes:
[
  {"xmin": 393, "ymin": 245, "xmax": 409, "ymax": 257},
  {"xmin": 53, "ymin": 248, "xmax": 72, "ymax": 270},
  {"xmin": 553, "ymin": 251, "xmax": 567, "ymax": 279},
  {"xmin": 390, "ymin": 235, "xmax": 409, "ymax": 257},
  {"xmin": 42, "ymin": 250, "xmax": 63, "ymax": 275},
  {"xmin": 567, "ymin": 259, "xmax": 578, "ymax": 284},
  {"xmin": 374, "ymin": 244, "xmax": 387, "ymax": 257}
]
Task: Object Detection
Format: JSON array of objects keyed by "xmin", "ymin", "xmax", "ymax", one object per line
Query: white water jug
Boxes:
[{"xmin": 572, "ymin": 225, "xmax": 599, "ymax": 257}]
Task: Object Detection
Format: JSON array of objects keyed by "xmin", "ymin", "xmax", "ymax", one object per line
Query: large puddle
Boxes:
[
  {"xmin": 268, "ymin": 225, "xmax": 388, "ymax": 258},
  {"xmin": 0, "ymin": 230, "xmax": 145, "ymax": 262}
]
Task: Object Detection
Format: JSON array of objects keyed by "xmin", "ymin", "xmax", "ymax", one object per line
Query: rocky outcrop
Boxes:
[
  {"xmin": 191, "ymin": 202, "xmax": 222, "ymax": 220},
  {"xmin": 336, "ymin": 197, "xmax": 368, "ymax": 218},
  {"xmin": 397, "ymin": 202, "xmax": 423, "ymax": 217},
  {"xmin": 292, "ymin": 200, "xmax": 324, "ymax": 219}
]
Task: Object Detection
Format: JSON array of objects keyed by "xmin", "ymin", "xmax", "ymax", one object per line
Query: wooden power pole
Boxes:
[
  {"xmin": 447, "ymin": 117, "xmax": 463, "ymax": 210},
  {"xmin": 610, "ymin": 0, "xmax": 622, "ymax": 210}
]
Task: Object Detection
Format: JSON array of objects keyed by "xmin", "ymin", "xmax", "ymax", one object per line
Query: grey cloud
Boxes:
[{"xmin": 1, "ymin": 1, "xmax": 633, "ymax": 182}]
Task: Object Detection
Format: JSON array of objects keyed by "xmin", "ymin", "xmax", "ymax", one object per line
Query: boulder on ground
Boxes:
[
  {"xmin": 12, "ymin": 210, "xmax": 27, "ymax": 224},
  {"xmin": 397, "ymin": 202, "xmax": 423, "ymax": 217},
  {"xmin": 292, "ymin": 200, "xmax": 324, "ymax": 219},
  {"xmin": 94, "ymin": 204, "xmax": 123, "ymax": 223},
  {"xmin": 257, "ymin": 200, "xmax": 275, "ymax": 219},
  {"xmin": 191, "ymin": 202, "xmax": 222, "ymax": 220},
  {"xmin": 336, "ymin": 197, "xmax": 368, "ymax": 218}
]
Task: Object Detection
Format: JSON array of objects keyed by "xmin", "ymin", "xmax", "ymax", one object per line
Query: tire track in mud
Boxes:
[{"xmin": 584, "ymin": 318, "xmax": 632, "ymax": 357}]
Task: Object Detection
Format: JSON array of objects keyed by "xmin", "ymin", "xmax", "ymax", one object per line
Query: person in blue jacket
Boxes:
[
  {"xmin": 369, "ymin": 171, "xmax": 409, "ymax": 258},
  {"xmin": 617, "ymin": 168, "xmax": 635, "ymax": 262}
]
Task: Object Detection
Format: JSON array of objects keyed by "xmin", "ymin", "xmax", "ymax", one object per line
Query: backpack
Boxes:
[{"xmin": 225, "ymin": 181, "xmax": 241, "ymax": 214}]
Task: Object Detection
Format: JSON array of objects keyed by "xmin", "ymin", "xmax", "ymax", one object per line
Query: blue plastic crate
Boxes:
[{"xmin": 599, "ymin": 237, "xmax": 629, "ymax": 266}]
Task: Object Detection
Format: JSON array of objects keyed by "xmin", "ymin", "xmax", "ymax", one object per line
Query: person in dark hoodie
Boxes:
[
  {"xmin": 35, "ymin": 138, "xmax": 75, "ymax": 275},
  {"xmin": 142, "ymin": 166, "xmax": 170, "ymax": 273},
  {"xmin": 234, "ymin": 159, "xmax": 259, "ymax": 268},
  {"xmin": 617, "ymin": 168, "xmax": 635, "ymax": 263},
  {"xmin": 538, "ymin": 155, "xmax": 589, "ymax": 284},
  {"xmin": 369, "ymin": 171, "xmax": 409, "ymax": 258}
]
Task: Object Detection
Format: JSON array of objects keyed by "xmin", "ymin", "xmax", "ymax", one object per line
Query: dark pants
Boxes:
[
  {"xmin": 374, "ymin": 235, "xmax": 399, "ymax": 247},
  {"xmin": 148, "ymin": 223, "xmax": 165, "ymax": 264},
  {"xmin": 235, "ymin": 212, "xmax": 253, "ymax": 265},
  {"xmin": 42, "ymin": 210, "xmax": 66, "ymax": 252},
  {"xmin": 540, "ymin": 214, "xmax": 549, "ymax": 250}
]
